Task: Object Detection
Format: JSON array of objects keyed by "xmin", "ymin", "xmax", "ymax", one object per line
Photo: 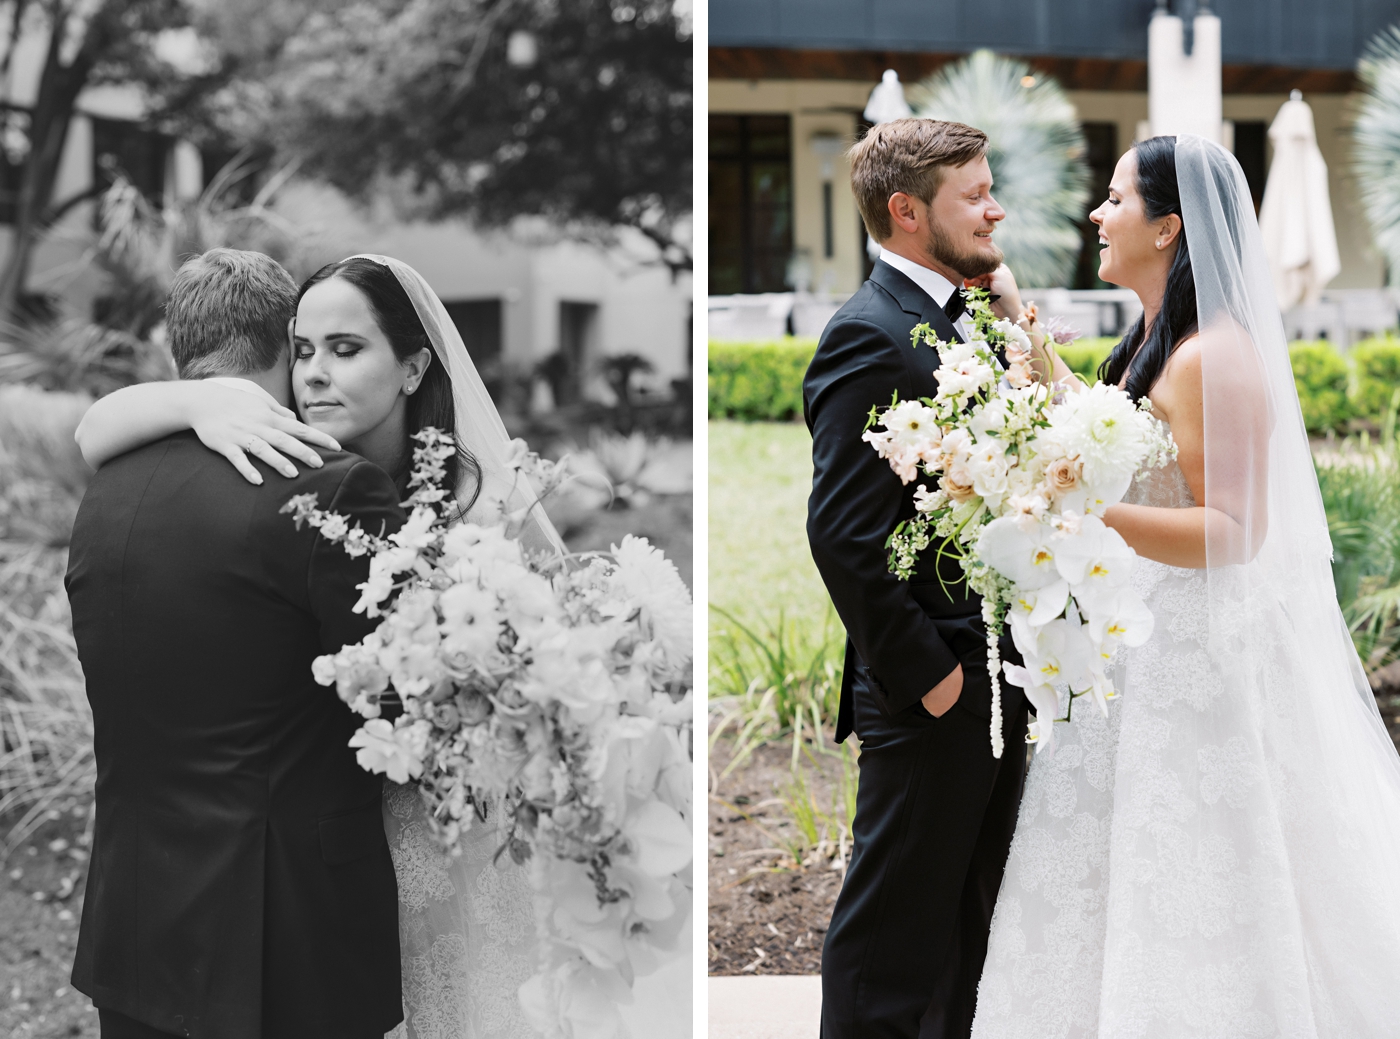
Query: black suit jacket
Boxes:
[
  {"xmin": 805, "ymin": 260, "xmax": 1023, "ymax": 743},
  {"xmin": 66, "ymin": 431, "xmax": 406, "ymax": 1039}
]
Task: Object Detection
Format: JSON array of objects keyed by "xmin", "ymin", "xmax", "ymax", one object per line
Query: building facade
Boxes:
[{"xmin": 711, "ymin": 0, "xmax": 1400, "ymax": 297}]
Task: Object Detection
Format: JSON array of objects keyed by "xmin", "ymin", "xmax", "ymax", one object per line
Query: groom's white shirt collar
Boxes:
[
  {"xmin": 877, "ymin": 247, "xmax": 973, "ymax": 341},
  {"xmin": 877, "ymin": 247, "xmax": 958, "ymax": 308}
]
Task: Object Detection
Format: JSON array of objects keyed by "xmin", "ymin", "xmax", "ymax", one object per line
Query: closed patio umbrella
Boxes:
[{"xmin": 1258, "ymin": 91, "xmax": 1341, "ymax": 309}]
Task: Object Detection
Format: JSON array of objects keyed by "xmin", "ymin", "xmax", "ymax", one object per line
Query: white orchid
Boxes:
[
  {"xmin": 1021, "ymin": 616, "xmax": 1094, "ymax": 693},
  {"xmin": 1007, "ymin": 579, "xmax": 1070, "ymax": 630},
  {"xmin": 1002, "ymin": 662, "xmax": 1063, "ymax": 755},
  {"xmin": 1053, "ymin": 514, "xmax": 1134, "ymax": 596},
  {"xmin": 977, "ymin": 516, "xmax": 1063, "ymax": 589},
  {"xmin": 1083, "ymin": 587, "xmax": 1155, "ymax": 648}
]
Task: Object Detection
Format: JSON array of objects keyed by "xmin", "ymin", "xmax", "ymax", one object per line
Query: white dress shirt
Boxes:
[{"xmin": 877, "ymin": 246, "xmax": 975, "ymax": 343}]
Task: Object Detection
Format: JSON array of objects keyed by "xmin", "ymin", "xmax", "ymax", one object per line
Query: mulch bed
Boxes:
[
  {"xmin": 0, "ymin": 803, "xmax": 97, "ymax": 1038},
  {"xmin": 709, "ymin": 686, "xmax": 1400, "ymax": 980},
  {"xmin": 707, "ymin": 735, "xmax": 848, "ymax": 976}
]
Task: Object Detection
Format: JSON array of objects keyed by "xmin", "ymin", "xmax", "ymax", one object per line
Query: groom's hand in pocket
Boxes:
[{"xmin": 922, "ymin": 664, "xmax": 964, "ymax": 718}]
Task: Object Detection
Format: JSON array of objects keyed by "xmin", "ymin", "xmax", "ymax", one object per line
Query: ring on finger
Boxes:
[{"xmin": 246, "ymin": 436, "xmax": 264, "ymax": 452}]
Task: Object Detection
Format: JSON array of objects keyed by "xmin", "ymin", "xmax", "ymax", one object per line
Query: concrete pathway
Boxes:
[{"xmin": 709, "ymin": 975, "xmax": 822, "ymax": 1039}]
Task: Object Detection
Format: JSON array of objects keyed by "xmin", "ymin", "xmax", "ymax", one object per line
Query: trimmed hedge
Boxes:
[
  {"xmin": 1056, "ymin": 337, "xmax": 1118, "ymax": 381},
  {"xmin": 708, "ymin": 338, "xmax": 817, "ymax": 421},
  {"xmin": 1290, "ymin": 341, "xmax": 1351, "ymax": 433},
  {"xmin": 708, "ymin": 335, "xmax": 1400, "ymax": 435},
  {"xmin": 1351, "ymin": 337, "xmax": 1400, "ymax": 421}
]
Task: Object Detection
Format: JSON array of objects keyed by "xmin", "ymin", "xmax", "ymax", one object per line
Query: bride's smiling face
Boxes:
[
  {"xmin": 291, "ymin": 277, "xmax": 431, "ymax": 467},
  {"xmin": 1090, "ymin": 150, "xmax": 1176, "ymax": 290}
]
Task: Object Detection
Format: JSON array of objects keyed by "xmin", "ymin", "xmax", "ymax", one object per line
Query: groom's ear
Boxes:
[{"xmin": 887, "ymin": 191, "xmax": 923, "ymax": 238}]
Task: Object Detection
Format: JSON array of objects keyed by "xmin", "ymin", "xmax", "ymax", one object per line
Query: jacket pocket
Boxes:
[{"xmin": 318, "ymin": 797, "xmax": 386, "ymax": 865}]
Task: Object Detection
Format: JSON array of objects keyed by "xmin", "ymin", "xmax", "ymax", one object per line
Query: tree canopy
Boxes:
[{"xmin": 193, "ymin": 0, "xmax": 693, "ymax": 272}]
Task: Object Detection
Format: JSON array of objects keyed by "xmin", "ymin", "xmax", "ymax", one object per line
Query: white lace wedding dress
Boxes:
[
  {"xmin": 971, "ymin": 444, "xmax": 1400, "ymax": 1039},
  {"xmin": 383, "ymin": 784, "xmax": 540, "ymax": 1039}
]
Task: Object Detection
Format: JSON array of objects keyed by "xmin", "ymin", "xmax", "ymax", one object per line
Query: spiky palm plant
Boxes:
[
  {"xmin": 88, "ymin": 155, "xmax": 306, "ymax": 338},
  {"xmin": 0, "ymin": 157, "xmax": 310, "ymax": 397},
  {"xmin": 909, "ymin": 50, "xmax": 1090, "ymax": 289},
  {"xmin": 1355, "ymin": 26, "xmax": 1400, "ymax": 286}
]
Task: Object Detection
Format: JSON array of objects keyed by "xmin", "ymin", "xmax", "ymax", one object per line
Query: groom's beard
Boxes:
[{"xmin": 925, "ymin": 222, "xmax": 1003, "ymax": 279}]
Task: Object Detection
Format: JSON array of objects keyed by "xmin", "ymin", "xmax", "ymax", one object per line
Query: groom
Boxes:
[
  {"xmin": 65, "ymin": 249, "xmax": 406, "ymax": 1039},
  {"xmin": 805, "ymin": 119, "xmax": 1030, "ymax": 1039}
]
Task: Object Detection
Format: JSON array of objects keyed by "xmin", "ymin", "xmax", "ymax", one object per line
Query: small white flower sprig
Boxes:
[
  {"xmin": 281, "ymin": 428, "xmax": 693, "ymax": 1039},
  {"xmin": 861, "ymin": 289, "xmax": 1177, "ymax": 757}
]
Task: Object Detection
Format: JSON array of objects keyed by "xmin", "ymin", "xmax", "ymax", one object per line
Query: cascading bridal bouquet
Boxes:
[
  {"xmin": 280, "ymin": 428, "xmax": 693, "ymax": 1039},
  {"xmin": 862, "ymin": 289, "xmax": 1176, "ymax": 757}
]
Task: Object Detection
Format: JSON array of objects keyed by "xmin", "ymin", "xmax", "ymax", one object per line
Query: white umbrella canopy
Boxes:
[
  {"xmin": 864, "ymin": 69, "xmax": 912, "ymax": 124},
  {"xmin": 1258, "ymin": 92, "xmax": 1341, "ymax": 309}
]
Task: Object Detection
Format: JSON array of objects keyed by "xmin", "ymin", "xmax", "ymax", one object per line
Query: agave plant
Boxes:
[
  {"xmin": 1354, "ymin": 26, "xmax": 1400, "ymax": 286},
  {"xmin": 0, "ymin": 319, "xmax": 173, "ymax": 397},
  {"xmin": 909, "ymin": 50, "xmax": 1090, "ymax": 289}
]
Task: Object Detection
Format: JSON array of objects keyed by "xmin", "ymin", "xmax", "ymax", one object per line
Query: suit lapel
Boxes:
[{"xmin": 870, "ymin": 260, "xmax": 964, "ymax": 346}]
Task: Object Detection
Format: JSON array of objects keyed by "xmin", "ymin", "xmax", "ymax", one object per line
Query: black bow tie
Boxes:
[
  {"xmin": 943, "ymin": 288, "xmax": 967, "ymax": 323},
  {"xmin": 943, "ymin": 288, "xmax": 998, "ymax": 323}
]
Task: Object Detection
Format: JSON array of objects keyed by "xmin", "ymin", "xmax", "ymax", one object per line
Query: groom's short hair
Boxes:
[
  {"xmin": 850, "ymin": 119, "xmax": 989, "ymax": 241},
  {"xmin": 166, "ymin": 248, "xmax": 299, "ymax": 379}
]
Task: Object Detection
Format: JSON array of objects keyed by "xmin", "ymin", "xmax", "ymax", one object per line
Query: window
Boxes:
[
  {"xmin": 1232, "ymin": 121, "xmax": 1268, "ymax": 215},
  {"xmin": 1074, "ymin": 122, "xmax": 1119, "ymax": 290},
  {"xmin": 546, "ymin": 301, "xmax": 598, "ymax": 406},
  {"xmin": 92, "ymin": 117, "xmax": 170, "ymax": 207},
  {"xmin": 710, "ymin": 114, "xmax": 793, "ymax": 294},
  {"xmin": 443, "ymin": 299, "xmax": 503, "ymax": 366}
]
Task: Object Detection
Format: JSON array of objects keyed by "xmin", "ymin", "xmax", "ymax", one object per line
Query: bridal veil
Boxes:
[{"xmin": 1108, "ymin": 136, "xmax": 1400, "ymax": 1036}]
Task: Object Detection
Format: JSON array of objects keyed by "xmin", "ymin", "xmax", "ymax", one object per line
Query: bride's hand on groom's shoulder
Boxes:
[{"xmin": 191, "ymin": 383, "xmax": 341, "ymax": 486}]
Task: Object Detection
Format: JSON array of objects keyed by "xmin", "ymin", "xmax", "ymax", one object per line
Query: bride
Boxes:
[
  {"xmin": 970, "ymin": 135, "xmax": 1400, "ymax": 1037},
  {"xmin": 78, "ymin": 255, "xmax": 574, "ymax": 1038}
]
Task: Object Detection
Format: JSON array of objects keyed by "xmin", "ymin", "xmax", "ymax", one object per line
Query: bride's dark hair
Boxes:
[
  {"xmin": 298, "ymin": 258, "xmax": 482, "ymax": 510},
  {"xmin": 1097, "ymin": 135, "xmax": 1199, "ymax": 401}
]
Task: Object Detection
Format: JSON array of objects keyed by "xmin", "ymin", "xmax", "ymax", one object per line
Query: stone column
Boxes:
[{"xmin": 1148, "ymin": 0, "xmax": 1223, "ymax": 143}]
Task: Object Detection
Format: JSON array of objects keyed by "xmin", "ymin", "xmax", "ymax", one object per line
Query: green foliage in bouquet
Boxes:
[
  {"xmin": 1290, "ymin": 341, "xmax": 1353, "ymax": 433},
  {"xmin": 909, "ymin": 50, "xmax": 1090, "ymax": 290},
  {"xmin": 708, "ymin": 339, "xmax": 818, "ymax": 421}
]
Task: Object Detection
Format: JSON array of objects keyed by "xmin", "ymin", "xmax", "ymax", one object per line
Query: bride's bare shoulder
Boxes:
[{"xmin": 1149, "ymin": 334, "xmax": 1203, "ymax": 425}]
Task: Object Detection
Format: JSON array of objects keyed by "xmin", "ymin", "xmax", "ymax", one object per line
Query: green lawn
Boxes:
[{"xmin": 708, "ymin": 420, "xmax": 840, "ymax": 660}]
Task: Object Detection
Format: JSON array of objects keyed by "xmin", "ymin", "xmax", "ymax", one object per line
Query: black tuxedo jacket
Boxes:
[
  {"xmin": 65, "ymin": 431, "xmax": 406, "ymax": 1039},
  {"xmin": 804, "ymin": 260, "xmax": 1023, "ymax": 743}
]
